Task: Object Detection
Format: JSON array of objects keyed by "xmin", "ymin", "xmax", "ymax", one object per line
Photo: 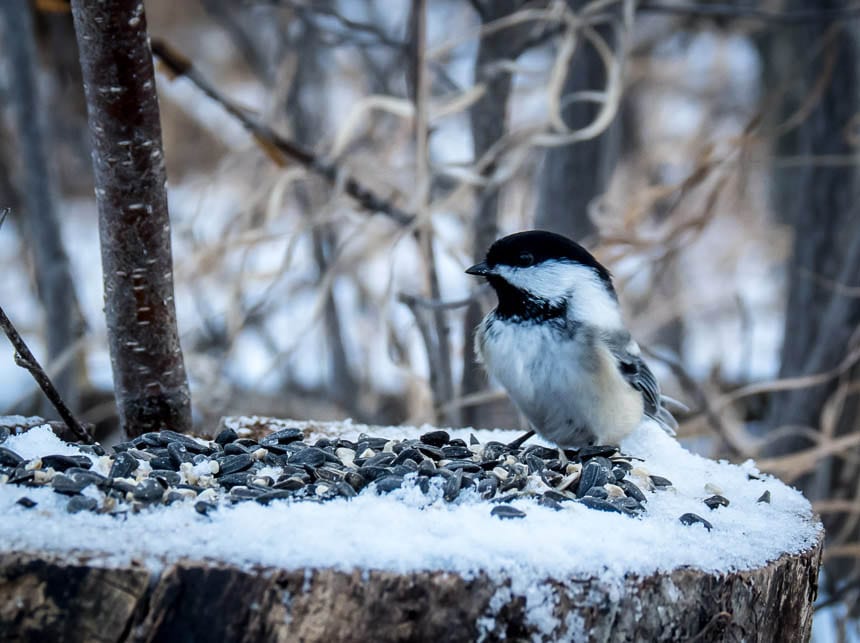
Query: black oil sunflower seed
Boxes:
[
  {"xmin": 650, "ymin": 475, "xmax": 673, "ymax": 489},
  {"xmin": 373, "ymin": 475, "xmax": 404, "ymax": 493},
  {"xmin": 578, "ymin": 497, "xmax": 622, "ymax": 514},
  {"xmin": 0, "ymin": 447, "xmax": 23, "ymax": 467},
  {"xmin": 67, "ymin": 496, "xmax": 98, "ymax": 514},
  {"xmin": 679, "ymin": 513, "xmax": 713, "ymax": 531},
  {"xmin": 704, "ymin": 495, "xmax": 730, "ymax": 510},
  {"xmin": 490, "ymin": 505, "xmax": 526, "ymax": 519}
]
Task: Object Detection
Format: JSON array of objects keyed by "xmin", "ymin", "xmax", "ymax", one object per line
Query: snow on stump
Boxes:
[{"xmin": 0, "ymin": 417, "xmax": 822, "ymax": 642}]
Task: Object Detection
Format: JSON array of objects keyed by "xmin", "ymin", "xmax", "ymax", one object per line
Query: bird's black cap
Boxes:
[{"xmin": 479, "ymin": 230, "xmax": 611, "ymax": 284}]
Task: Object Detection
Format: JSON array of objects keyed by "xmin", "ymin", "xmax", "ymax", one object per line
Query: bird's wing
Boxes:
[{"xmin": 607, "ymin": 334, "xmax": 677, "ymax": 434}]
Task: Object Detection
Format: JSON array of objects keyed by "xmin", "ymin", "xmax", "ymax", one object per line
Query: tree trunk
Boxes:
[
  {"xmin": 461, "ymin": 0, "xmax": 528, "ymax": 428},
  {"xmin": 534, "ymin": 4, "xmax": 622, "ymax": 242},
  {"xmin": 0, "ymin": 0, "xmax": 85, "ymax": 415},
  {"xmin": 0, "ymin": 534, "xmax": 822, "ymax": 642},
  {"xmin": 763, "ymin": 4, "xmax": 860, "ymax": 596},
  {"xmin": 767, "ymin": 12, "xmax": 860, "ymax": 442},
  {"xmin": 70, "ymin": 0, "xmax": 191, "ymax": 437}
]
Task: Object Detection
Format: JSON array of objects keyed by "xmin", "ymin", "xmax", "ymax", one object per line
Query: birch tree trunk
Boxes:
[{"xmin": 70, "ymin": 0, "xmax": 191, "ymax": 437}]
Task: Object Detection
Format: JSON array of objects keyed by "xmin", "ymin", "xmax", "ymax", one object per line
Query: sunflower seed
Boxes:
[
  {"xmin": 679, "ymin": 513, "xmax": 713, "ymax": 531},
  {"xmin": 491, "ymin": 505, "xmax": 526, "ymax": 519},
  {"xmin": 704, "ymin": 495, "xmax": 730, "ymax": 510}
]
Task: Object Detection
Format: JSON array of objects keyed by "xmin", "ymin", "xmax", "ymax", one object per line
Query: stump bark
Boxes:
[{"xmin": 0, "ymin": 532, "xmax": 822, "ymax": 643}]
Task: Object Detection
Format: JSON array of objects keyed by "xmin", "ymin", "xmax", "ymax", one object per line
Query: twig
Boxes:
[
  {"xmin": 149, "ymin": 39, "xmax": 415, "ymax": 226},
  {"xmin": 638, "ymin": 1, "xmax": 860, "ymax": 23},
  {"xmin": 397, "ymin": 292, "xmax": 445, "ymax": 399},
  {"xmin": 799, "ymin": 266, "xmax": 860, "ymax": 298},
  {"xmin": 513, "ymin": 22, "xmax": 565, "ymax": 57},
  {"xmin": 273, "ymin": 0, "xmax": 407, "ymax": 50},
  {"xmin": 398, "ymin": 287, "xmax": 487, "ymax": 311},
  {"xmin": 815, "ymin": 576, "xmax": 860, "ymax": 610},
  {"xmin": 0, "ymin": 304, "xmax": 92, "ymax": 443},
  {"xmin": 642, "ymin": 345, "xmax": 743, "ymax": 457},
  {"xmin": 251, "ymin": 0, "xmax": 462, "ymax": 90},
  {"xmin": 711, "ymin": 342, "xmax": 860, "ymax": 413}
]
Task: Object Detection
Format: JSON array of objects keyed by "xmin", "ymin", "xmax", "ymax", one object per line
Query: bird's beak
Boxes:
[{"xmin": 465, "ymin": 261, "xmax": 492, "ymax": 276}]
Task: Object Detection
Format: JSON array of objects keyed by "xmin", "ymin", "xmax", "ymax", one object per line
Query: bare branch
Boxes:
[
  {"xmin": 397, "ymin": 292, "xmax": 445, "ymax": 408},
  {"xmin": 398, "ymin": 289, "xmax": 487, "ymax": 311},
  {"xmin": 150, "ymin": 39, "xmax": 415, "ymax": 227},
  {"xmin": 639, "ymin": 2, "xmax": 860, "ymax": 24},
  {"xmin": 641, "ymin": 346, "xmax": 742, "ymax": 457},
  {"xmin": 277, "ymin": 0, "xmax": 407, "ymax": 50},
  {"xmin": 799, "ymin": 267, "xmax": 860, "ymax": 298},
  {"xmin": 0, "ymin": 304, "xmax": 92, "ymax": 443}
]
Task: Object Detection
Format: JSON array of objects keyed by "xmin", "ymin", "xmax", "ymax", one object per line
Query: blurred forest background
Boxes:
[{"xmin": 1, "ymin": 0, "xmax": 860, "ymax": 637}]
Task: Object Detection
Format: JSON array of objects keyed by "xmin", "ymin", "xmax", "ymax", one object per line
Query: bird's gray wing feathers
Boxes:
[{"xmin": 607, "ymin": 335, "xmax": 677, "ymax": 435}]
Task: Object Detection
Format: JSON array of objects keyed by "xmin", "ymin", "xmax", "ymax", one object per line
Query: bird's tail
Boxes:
[
  {"xmin": 661, "ymin": 395, "xmax": 689, "ymax": 412},
  {"xmin": 652, "ymin": 395, "xmax": 687, "ymax": 436}
]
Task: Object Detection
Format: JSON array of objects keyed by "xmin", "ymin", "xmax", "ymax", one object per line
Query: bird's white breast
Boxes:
[
  {"xmin": 477, "ymin": 318, "xmax": 566, "ymax": 412},
  {"xmin": 476, "ymin": 315, "xmax": 643, "ymax": 446}
]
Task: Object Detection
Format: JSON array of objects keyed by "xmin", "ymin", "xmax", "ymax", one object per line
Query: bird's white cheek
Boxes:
[{"xmin": 495, "ymin": 262, "xmax": 623, "ymax": 331}]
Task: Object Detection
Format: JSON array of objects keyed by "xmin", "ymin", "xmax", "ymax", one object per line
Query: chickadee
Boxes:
[{"xmin": 466, "ymin": 230, "xmax": 678, "ymax": 448}]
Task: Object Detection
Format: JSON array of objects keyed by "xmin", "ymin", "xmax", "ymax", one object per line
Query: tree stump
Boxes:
[
  {"xmin": 0, "ymin": 418, "xmax": 824, "ymax": 642},
  {"xmin": 0, "ymin": 538, "xmax": 822, "ymax": 643}
]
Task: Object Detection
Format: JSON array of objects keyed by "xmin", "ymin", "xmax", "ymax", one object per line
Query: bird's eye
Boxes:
[{"xmin": 518, "ymin": 252, "xmax": 534, "ymax": 267}]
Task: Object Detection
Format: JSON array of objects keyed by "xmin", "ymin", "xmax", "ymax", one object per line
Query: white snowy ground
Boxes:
[{"xmin": 0, "ymin": 420, "xmax": 820, "ymax": 585}]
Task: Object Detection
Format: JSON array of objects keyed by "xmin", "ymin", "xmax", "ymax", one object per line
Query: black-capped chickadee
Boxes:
[{"xmin": 466, "ymin": 230, "xmax": 678, "ymax": 448}]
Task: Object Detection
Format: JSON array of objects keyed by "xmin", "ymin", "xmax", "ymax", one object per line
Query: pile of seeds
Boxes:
[{"xmin": 0, "ymin": 425, "xmax": 703, "ymax": 521}]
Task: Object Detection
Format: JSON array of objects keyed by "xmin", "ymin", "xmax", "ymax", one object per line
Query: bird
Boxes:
[{"xmin": 465, "ymin": 230, "xmax": 679, "ymax": 449}]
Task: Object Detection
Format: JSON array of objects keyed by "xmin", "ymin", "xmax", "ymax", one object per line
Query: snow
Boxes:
[
  {"xmin": 1, "ymin": 422, "xmax": 819, "ymax": 576},
  {"xmin": 3, "ymin": 424, "xmax": 92, "ymax": 461},
  {"xmin": 0, "ymin": 420, "xmax": 821, "ymax": 638}
]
